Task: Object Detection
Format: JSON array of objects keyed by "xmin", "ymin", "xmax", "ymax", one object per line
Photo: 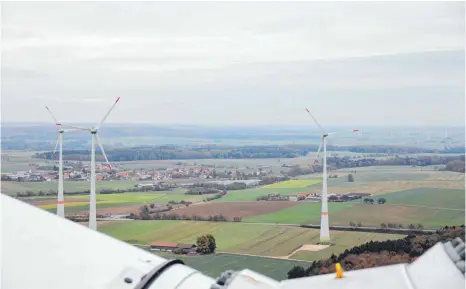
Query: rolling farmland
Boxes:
[
  {"xmin": 264, "ymin": 179, "xmax": 321, "ymax": 189},
  {"xmin": 243, "ymin": 202, "xmax": 354, "ymax": 224},
  {"xmin": 1, "ymin": 180, "xmax": 159, "ymax": 195},
  {"xmin": 167, "ymin": 201, "xmax": 300, "ymax": 220},
  {"xmin": 34, "ymin": 191, "xmax": 204, "ymax": 213},
  {"xmin": 315, "ymin": 203, "xmax": 465, "ymax": 228},
  {"xmin": 375, "ymin": 188, "xmax": 465, "ymax": 209},
  {"xmin": 99, "ymin": 221, "xmax": 403, "ymax": 261}
]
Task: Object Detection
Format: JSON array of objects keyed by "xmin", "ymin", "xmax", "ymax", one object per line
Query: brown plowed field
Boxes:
[{"xmin": 167, "ymin": 201, "xmax": 299, "ymax": 220}]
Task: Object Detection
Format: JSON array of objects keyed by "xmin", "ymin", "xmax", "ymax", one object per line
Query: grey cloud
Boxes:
[{"xmin": 1, "ymin": 1, "xmax": 464, "ymax": 126}]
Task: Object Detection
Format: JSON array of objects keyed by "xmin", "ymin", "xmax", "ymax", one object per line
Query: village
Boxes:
[{"xmin": 0, "ymin": 161, "xmax": 273, "ymax": 184}]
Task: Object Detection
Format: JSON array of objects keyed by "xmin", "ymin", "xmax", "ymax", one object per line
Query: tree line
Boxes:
[
  {"xmin": 287, "ymin": 225, "xmax": 465, "ymax": 279},
  {"xmin": 282, "ymin": 155, "xmax": 465, "ymax": 178},
  {"xmin": 34, "ymin": 144, "xmax": 465, "ymax": 162},
  {"xmin": 14, "ymin": 185, "xmax": 174, "ymax": 198},
  {"xmin": 132, "ymin": 211, "xmax": 242, "ymax": 222}
]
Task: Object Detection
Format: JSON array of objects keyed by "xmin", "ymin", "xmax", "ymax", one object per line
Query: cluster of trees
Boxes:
[
  {"xmin": 196, "ymin": 234, "xmax": 216, "ymax": 254},
  {"xmin": 16, "ymin": 190, "xmax": 56, "ymax": 197},
  {"xmin": 287, "ymin": 225, "xmax": 464, "ymax": 279},
  {"xmin": 256, "ymin": 193, "xmax": 305, "ymax": 201},
  {"xmin": 137, "ymin": 204, "xmax": 172, "ymax": 219},
  {"xmin": 186, "ymin": 181, "xmax": 255, "ymax": 191},
  {"xmin": 128, "ymin": 183, "xmax": 174, "ymax": 192},
  {"xmin": 441, "ymin": 159, "xmax": 465, "ymax": 173},
  {"xmin": 203, "ymin": 191, "xmax": 227, "ymax": 202},
  {"xmin": 349, "ymin": 221, "xmax": 363, "ymax": 227},
  {"xmin": 347, "ymin": 174, "xmax": 355, "ymax": 182},
  {"xmin": 362, "ymin": 198, "xmax": 386, "ymax": 204},
  {"xmin": 138, "ymin": 212, "xmax": 237, "ymax": 222},
  {"xmin": 380, "ymin": 223, "xmax": 424, "ymax": 229},
  {"xmin": 186, "ymin": 187, "xmax": 224, "ymax": 195},
  {"xmin": 100, "ymin": 189, "xmax": 125, "ymax": 194},
  {"xmin": 167, "ymin": 200, "xmax": 192, "ymax": 206},
  {"xmin": 259, "ymin": 176, "xmax": 290, "ymax": 185}
]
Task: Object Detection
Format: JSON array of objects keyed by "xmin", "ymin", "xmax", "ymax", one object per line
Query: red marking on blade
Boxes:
[
  {"xmin": 313, "ymin": 160, "xmax": 317, "ymax": 164},
  {"xmin": 115, "ymin": 97, "xmax": 120, "ymax": 103},
  {"xmin": 321, "ymin": 212, "xmax": 328, "ymax": 215},
  {"xmin": 306, "ymin": 108, "xmax": 310, "ymax": 112},
  {"xmin": 353, "ymin": 129, "xmax": 359, "ymax": 132},
  {"xmin": 56, "ymin": 123, "xmax": 61, "ymax": 126},
  {"xmin": 57, "ymin": 201, "xmax": 64, "ymax": 205}
]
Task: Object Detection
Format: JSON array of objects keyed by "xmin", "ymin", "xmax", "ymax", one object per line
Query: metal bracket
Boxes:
[{"xmin": 134, "ymin": 259, "xmax": 185, "ymax": 289}]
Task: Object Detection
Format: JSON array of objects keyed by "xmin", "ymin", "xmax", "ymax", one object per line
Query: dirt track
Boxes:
[{"xmin": 167, "ymin": 201, "xmax": 299, "ymax": 220}]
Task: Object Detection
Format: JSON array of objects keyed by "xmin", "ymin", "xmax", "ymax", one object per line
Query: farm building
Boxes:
[
  {"xmin": 150, "ymin": 242, "xmax": 196, "ymax": 253},
  {"xmin": 177, "ymin": 243, "xmax": 197, "ymax": 253},
  {"xmin": 150, "ymin": 241, "xmax": 178, "ymax": 252}
]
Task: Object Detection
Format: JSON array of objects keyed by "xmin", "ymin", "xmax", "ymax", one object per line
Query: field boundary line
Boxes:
[
  {"xmin": 216, "ymin": 252, "xmax": 313, "ymax": 263},
  {"xmin": 386, "ymin": 204, "xmax": 465, "ymax": 211}
]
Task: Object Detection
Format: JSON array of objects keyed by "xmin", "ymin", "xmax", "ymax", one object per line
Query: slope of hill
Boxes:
[{"xmin": 287, "ymin": 225, "xmax": 465, "ymax": 279}]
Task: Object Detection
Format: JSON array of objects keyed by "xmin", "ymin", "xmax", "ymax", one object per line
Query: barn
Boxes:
[
  {"xmin": 150, "ymin": 241, "xmax": 178, "ymax": 252},
  {"xmin": 150, "ymin": 242, "xmax": 197, "ymax": 253}
]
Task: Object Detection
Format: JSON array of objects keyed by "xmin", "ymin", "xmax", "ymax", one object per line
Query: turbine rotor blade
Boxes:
[
  {"xmin": 97, "ymin": 97, "xmax": 120, "ymax": 129},
  {"xmin": 95, "ymin": 134, "xmax": 112, "ymax": 170},
  {"xmin": 327, "ymin": 129, "xmax": 360, "ymax": 136},
  {"xmin": 313, "ymin": 139, "xmax": 323, "ymax": 165},
  {"xmin": 62, "ymin": 128, "xmax": 81, "ymax": 133},
  {"xmin": 52, "ymin": 134, "xmax": 59, "ymax": 160},
  {"xmin": 305, "ymin": 108, "xmax": 325, "ymax": 133},
  {"xmin": 45, "ymin": 106, "xmax": 60, "ymax": 126},
  {"xmin": 61, "ymin": 125, "xmax": 91, "ymax": 131}
]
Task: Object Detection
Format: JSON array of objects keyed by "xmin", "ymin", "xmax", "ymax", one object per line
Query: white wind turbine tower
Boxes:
[
  {"xmin": 63, "ymin": 97, "xmax": 120, "ymax": 230},
  {"xmin": 305, "ymin": 108, "xmax": 359, "ymax": 244},
  {"xmin": 45, "ymin": 106, "xmax": 80, "ymax": 218}
]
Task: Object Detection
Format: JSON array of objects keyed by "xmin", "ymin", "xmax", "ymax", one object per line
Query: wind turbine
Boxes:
[
  {"xmin": 62, "ymin": 97, "xmax": 120, "ymax": 230},
  {"xmin": 45, "ymin": 106, "xmax": 80, "ymax": 218},
  {"xmin": 305, "ymin": 108, "xmax": 358, "ymax": 244}
]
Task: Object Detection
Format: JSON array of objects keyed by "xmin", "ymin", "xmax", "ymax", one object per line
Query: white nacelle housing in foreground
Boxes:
[{"xmin": 2, "ymin": 194, "xmax": 464, "ymax": 289}]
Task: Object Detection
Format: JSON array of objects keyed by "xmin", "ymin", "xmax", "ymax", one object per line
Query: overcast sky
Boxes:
[{"xmin": 1, "ymin": 1, "xmax": 465, "ymax": 127}]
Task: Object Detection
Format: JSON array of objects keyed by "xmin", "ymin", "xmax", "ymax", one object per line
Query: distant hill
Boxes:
[{"xmin": 287, "ymin": 225, "xmax": 465, "ymax": 279}]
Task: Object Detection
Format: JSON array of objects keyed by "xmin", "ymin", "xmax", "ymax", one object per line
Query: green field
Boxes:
[
  {"xmin": 40, "ymin": 191, "xmax": 204, "ymax": 213},
  {"xmin": 264, "ymin": 179, "xmax": 321, "ymax": 189},
  {"xmin": 315, "ymin": 204, "xmax": 465, "ymax": 228},
  {"xmin": 0, "ymin": 180, "xmax": 160, "ymax": 195},
  {"xmin": 243, "ymin": 202, "xmax": 354, "ymax": 224},
  {"xmin": 153, "ymin": 251, "xmax": 312, "ymax": 281},
  {"xmin": 375, "ymin": 188, "xmax": 465, "ymax": 209},
  {"xmin": 99, "ymin": 221, "xmax": 402, "ymax": 261}
]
